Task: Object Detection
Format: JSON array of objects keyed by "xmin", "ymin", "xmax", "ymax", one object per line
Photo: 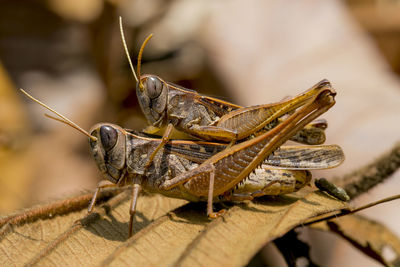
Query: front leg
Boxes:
[
  {"xmin": 128, "ymin": 182, "xmax": 142, "ymax": 237},
  {"xmin": 88, "ymin": 180, "xmax": 117, "ymax": 214},
  {"xmin": 143, "ymin": 123, "xmax": 174, "ymax": 172},
  {"xmin": 159, "ymin": 163, "xmax": 211, "ymax": 190}
]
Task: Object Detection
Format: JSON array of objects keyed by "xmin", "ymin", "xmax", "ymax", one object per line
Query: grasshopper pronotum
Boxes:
[{"xmin": 21, "ymin": 84, "xmax": 339, "ymax": 237}]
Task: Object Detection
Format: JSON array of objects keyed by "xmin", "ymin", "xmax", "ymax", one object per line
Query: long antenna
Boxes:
[
  {"xmin": 44, "ymin": 113, "xmax": 97, "ymax": 140},
  {"xmin": 119, "ymin": 16, "xmax": 138, "ymax": 83},
  {"xmin": 137, "ymin": 33, "xmax": 153, "ymax": 90},
  {"xmin": 20, "ymin": 89, "xmax": 97, "ymax": 141}
]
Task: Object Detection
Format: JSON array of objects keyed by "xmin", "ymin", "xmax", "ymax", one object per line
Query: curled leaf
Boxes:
[{"xmin": 310, "ymin": 214, "xmax": 400, "ymax": 266}]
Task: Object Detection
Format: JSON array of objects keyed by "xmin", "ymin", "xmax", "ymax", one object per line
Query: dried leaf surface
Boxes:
[
  {"xmin": 0, "ymin": 188, "xmax": 349, "ymax": 266},
  {"xmin": 0, "ymin": 192, "xmax": 187, "ymax": 266},
  {"xmin": 102, "ymin": 189, "xmax": 347, "ymax": 266},
  {"xmin": 311, "ymin": 214, "xmax": 400, "ymax": 266}
]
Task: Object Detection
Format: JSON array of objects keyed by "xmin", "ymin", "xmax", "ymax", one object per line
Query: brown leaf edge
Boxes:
[
  {"xmin": 304, "ymin": 194, "xmax": 400, "ymax": 226},
  {"xmin": 310, "ymin": 214, "xmax": 400, "ymax": 266}
]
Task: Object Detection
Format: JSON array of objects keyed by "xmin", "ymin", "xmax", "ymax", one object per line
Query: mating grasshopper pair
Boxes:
[
  {"xmin": 22, "ymin": 86, "xmax": 340, "ymax": 237},
  {"xmin": 20, "ymin": 19, "xmax": 346, "ymax": 237}
]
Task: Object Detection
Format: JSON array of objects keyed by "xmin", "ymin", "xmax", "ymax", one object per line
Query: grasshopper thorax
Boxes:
[
  {"xmin": 89, "ymin": 123, "xmax": 127, "ymax": 184},
  {"xmin": 136, "ymin": 74, "xmax": 168, "ymax": 128}
]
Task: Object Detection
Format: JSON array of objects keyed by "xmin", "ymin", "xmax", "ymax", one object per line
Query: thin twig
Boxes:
[
  {"xmin": 304, "ymin": 193, "xmax": 400, "ymax": 226},
  {"xmin": 0, "ymin": 188, "xmax": 122, "ymax": 229},
  {"xmin": 333, "ymin": 142, "xmax": 400, "ymax": 199}
]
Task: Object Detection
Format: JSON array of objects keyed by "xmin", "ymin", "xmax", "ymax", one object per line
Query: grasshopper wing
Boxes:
[
  {"xmin": 265, "ymin": 144, "xmax": 344, "ymax": 170},
  {"xmin": 164, "ymin": 140, "xmax": 225, "ymax": 164},
  {"xmin": 165, "ymin": 142, "xmax": 344, "ymax": 170}
]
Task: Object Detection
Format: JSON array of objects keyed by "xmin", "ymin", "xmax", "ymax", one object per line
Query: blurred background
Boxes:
[{"xmin": 1, "ymin": 0, "xmax": 400, "ymax": 266}]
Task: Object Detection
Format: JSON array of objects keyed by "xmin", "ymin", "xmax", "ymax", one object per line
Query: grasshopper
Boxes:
[
  {"xmin": 158, "ymin": 88, "xmax": 337, "ymax": 218},
  {"xmin": 119, "ymin": 18, "xmax": 330, "ymax": 170},
  {"xmin": 21, "ymin": 84, "xmax": 338, "ymax": 237}
]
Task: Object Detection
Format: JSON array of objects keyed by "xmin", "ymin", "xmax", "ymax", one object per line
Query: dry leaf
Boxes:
[
  {"xmin": 0, "ymin": 188, "xmax": 349, "ymax": 266},
  {"xmin": 0, "ymin": 190, "xmax": 187, "ymax": 266},
  {"xmin": 311, "ymin": 214, "xmax": 400, "ymax": 266}
]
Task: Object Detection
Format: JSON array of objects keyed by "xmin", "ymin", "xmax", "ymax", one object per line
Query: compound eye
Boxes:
[
  {"xmin": 100, "ymin": 125, "xmax": 117, "ymax": 151},
  {"xmin": 146, "ymin": 76, "xmax": 163, "ymax": 98}
]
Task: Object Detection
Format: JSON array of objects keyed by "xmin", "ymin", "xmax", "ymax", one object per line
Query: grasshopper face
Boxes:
[
  {"xmin": 136, "ymin": 74, "xmax": 168, "ymax": 128},
  {"xmin": 89, "ymin": 123, "xmax": 127, "ymax": 184}
]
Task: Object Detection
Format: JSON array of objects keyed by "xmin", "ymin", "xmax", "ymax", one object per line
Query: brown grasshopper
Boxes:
[
  {"xmin": 21, "ymin": 84, "xmax": 338, "ymax": 237},
  {"xmin": 157, "ymin": 88, "xmax": 337, "ymax": 218},
  {"xmin": 119, "ymin": 18, "xmax": 330, "ymax": 170}
]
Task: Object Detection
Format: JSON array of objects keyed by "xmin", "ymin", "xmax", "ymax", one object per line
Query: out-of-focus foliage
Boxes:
[{"xmin": 0, "ymin": 63, "xmax": 31, "ymax": 212}]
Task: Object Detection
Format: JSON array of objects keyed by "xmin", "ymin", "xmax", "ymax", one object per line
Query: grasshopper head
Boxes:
[
  {"xmin": 89, "ymin": 123, "xmax": 127, "ymax": 184},
  {"xmin": 136, "ymin": 74, "xmax": 168, "ymax": 128},
  {"xmin": 118, "ymin": 24, "xmax": 167, "ymax": 128},
  {"xmin": 20, "ymin": 89, "xmax": 128, "ymax": 185}
]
